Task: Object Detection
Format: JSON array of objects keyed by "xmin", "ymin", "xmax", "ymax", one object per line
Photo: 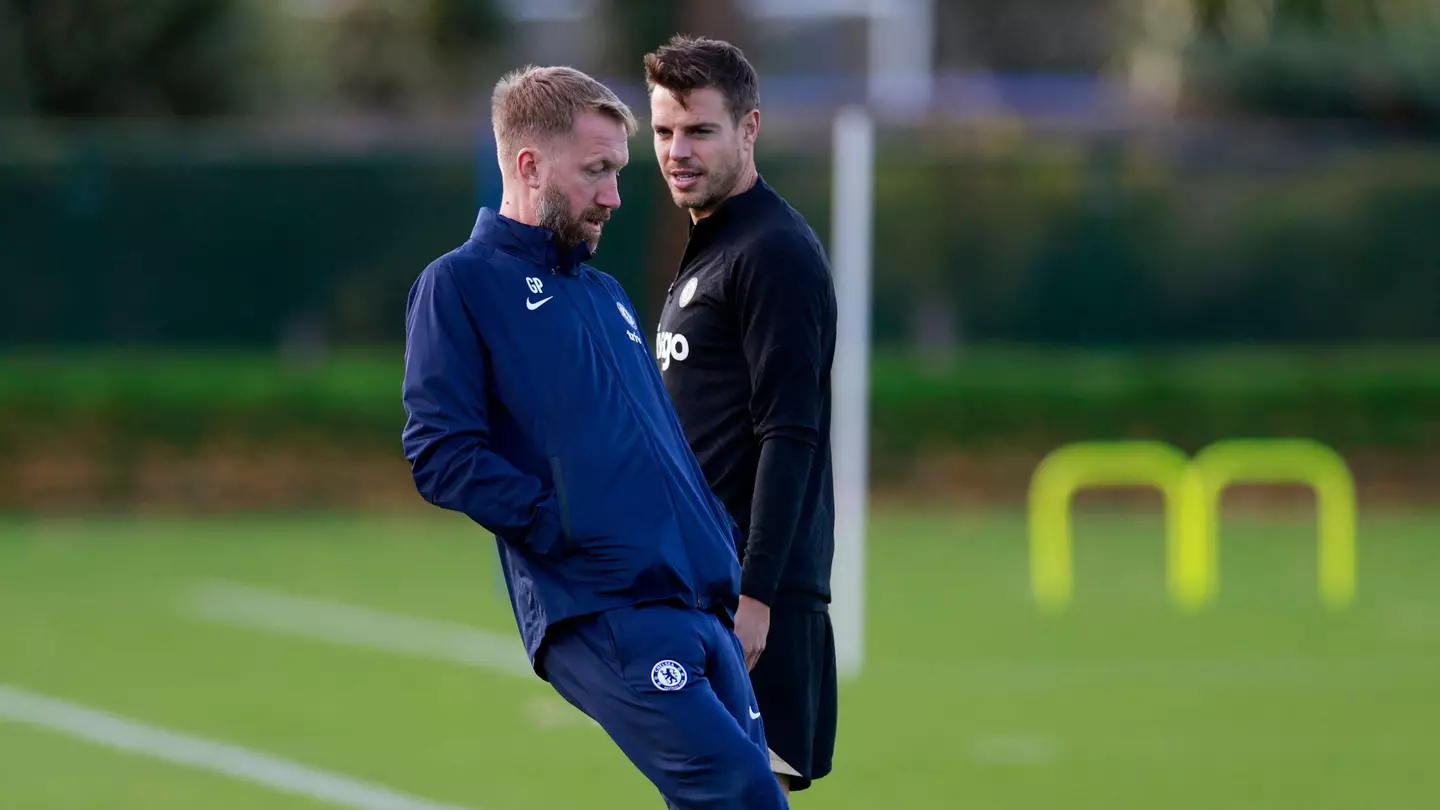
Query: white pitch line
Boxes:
[
  {"xmin": 188, "ymin": 581, "xmax": 534, "ymax": 680},
  {"xmin": 188, "ymin": 582, "xmax": 601, "ymax": 731},
  {"xmin": 0, "ymin": 684, "xmax": 475, "ymax": 810}
]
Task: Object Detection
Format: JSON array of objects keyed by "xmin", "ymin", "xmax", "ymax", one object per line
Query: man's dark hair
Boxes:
[{"xmin": 643, "ymin": 35, "xmax": 759, "ymax": 124}]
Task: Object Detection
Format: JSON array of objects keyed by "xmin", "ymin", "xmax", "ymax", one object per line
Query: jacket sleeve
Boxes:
[
  {"xmin": 401, "ymin": 260, "xmax": 568, "ymax": 558},
  {"xmin": 732, "ymin": 233, "xmax": 834, "ymax": 605}
]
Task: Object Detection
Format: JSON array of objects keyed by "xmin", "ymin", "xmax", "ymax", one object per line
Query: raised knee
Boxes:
[
  {"xmin": 678, "ymin": 747, "xmax": 785, "ymax": 810},
  {"xmin": 727, "ymin": 751, "xmax": 788, "ymax": 809}
]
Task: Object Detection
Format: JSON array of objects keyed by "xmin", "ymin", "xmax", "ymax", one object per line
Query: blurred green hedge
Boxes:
[
  {"xmin": 867, "ymin": 347, "xmax": 1440, "ymax": 476},
  {"xmin": 3, "ymin": 349, "xmax": 1436, "ymax": 472},
  {"xmin": 1185, "ymin": 32, "xmax": 1440, "ymax": 133}
]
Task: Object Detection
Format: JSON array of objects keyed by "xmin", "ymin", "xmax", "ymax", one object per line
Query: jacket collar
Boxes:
[{"xmin": 470, "ymin": 207, "xmax": 592, "ymax": 274}]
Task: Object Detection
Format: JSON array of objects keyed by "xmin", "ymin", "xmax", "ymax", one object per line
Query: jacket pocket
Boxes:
[{"xmin": 548, "ymin": 456, "xmax": 575, "ymax": 546}]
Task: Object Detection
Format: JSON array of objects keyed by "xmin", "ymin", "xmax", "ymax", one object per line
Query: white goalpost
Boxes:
[
  {"xmin": 742, "ymin": 0, "xmax": 932, "ymax": 680},
  {"xmin": 829, "ymin": 106, "xmax": 875, "ymax": 680}
]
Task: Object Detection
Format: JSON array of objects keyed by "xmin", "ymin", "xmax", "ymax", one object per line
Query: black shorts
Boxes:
[{"xmin": 749, "ymin": 604, "xmax": 837, "ymax": 791}]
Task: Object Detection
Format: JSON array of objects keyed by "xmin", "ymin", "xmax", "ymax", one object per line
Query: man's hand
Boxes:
[{"xmin": 734, "ymin": 594, "xmax": 771, "ymax": 671}]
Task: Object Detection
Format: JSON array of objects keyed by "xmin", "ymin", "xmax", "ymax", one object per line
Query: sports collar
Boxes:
[
  {"xmin": 470, "ymin": 207, "xmax": 592, "ymax": 274},
  {"xmin": 687, "ymin": 175, "xmax": 777, "ymax": 235}
]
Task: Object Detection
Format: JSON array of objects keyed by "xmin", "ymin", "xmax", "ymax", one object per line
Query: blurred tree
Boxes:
[
  {"xmin": 609, "ymin": 0, "xmax": 747, "ymax": 84},
  {"xmin": 0, "ymin": 0, "xmax": 28, "ymax": 112},
  {"xmin": 332, "ymin": 2, "xmax": 416, "ymax": 112},
  {"xmin": 939, "ymin": 0, "xmax": 1125, "ymax": 73},
  {"xmin": 679, "ymin": 0, "xmax": 746, "ymax": 49},
  {"xmin": 611, "ymin": 0, "xmax": 680, "ymax": 77},
  {"xmin": 1128, "ymin": 0, "xmax": 1440, "ymax": 132},
  {"xmin": 1189, "ymin": 0, "xmax": 1394, "ymax": 38},
  {"xmin": 1275, "ymin": 0, "xmax": 1327, "ymax": 28},
  {"xmin": 428, "ymin": 0, "xmax": 505, "ymax": 58},
  {"xmin": 6, "ymin": 0, "xmax": 261, "ymax": 118},
  {"xmin": 327, "ymin": 0, "xmax": 509, "ymax": 114},
  {"xmin": 425, "ymin": 0, "xmax": 507, "ymax": 99}
]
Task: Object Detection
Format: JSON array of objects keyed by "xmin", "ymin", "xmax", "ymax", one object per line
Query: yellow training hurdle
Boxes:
[{"xmin": 1028, "ymin": 439, "xmax": 1357, "ymax": 613}]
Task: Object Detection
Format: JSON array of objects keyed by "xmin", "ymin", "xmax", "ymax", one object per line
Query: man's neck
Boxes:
[{"xmin": 498, "ymin": 186, "xmax": 538, "ymax": 227}]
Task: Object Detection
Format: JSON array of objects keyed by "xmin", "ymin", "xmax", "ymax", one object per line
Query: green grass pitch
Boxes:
[{"xmin": 1, "ymin": 505, "xmax": 1437, "ymax": 809}]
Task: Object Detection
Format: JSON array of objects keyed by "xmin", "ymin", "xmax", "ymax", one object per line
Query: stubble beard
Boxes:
[
  {"xmin": 537, "ymin": 181, "xmax": 602, "ymax": 254},
  {"xmin": 675, "ymin": 146, "xmax": 745, "ymax": 214}
]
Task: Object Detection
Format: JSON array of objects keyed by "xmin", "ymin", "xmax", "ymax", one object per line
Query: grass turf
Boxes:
[{"xmin": 0, "ymin": 506, "xmax": 1436, "ymax": 809}]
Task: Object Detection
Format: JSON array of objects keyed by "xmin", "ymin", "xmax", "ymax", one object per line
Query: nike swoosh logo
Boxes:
[
  {"xmin": 749, "ymin": 708, "xmax": 762, "ymax": 720},
  {"xmin": 526, "ymin": 296, "xmax": 553, "ymax": 310}
]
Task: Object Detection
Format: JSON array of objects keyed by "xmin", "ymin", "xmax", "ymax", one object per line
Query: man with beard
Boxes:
[
  {"xmin": 402, "ymin": 65, "xmax": 789, "ymax": 810},
  {"xmin": 645, "ymin": 37, "xmax": 839, "ymax": 797}
]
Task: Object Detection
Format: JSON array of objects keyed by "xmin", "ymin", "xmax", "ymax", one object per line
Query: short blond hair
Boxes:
[{"xmin": 492, "ymin": 66, "xmax": 637, "ymax": 170}]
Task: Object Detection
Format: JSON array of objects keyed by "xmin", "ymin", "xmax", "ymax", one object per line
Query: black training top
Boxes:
[{"xmin": 655, "ymin": 176, "xmax": 837, "ymax": 610}]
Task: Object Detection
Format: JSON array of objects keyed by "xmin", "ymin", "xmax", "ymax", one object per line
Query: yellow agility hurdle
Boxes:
[
  {"xmin": 1185, "ymin": 439, "xmax": 1357, "ymax": 611},
  {"xmin": 1028, "ymin": 439, "xmax": 1357, "ymax": 612}
]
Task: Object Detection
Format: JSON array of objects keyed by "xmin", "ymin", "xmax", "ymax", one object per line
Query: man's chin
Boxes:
[
  {"xmin": 673, "ymin": 192, "xmax": 713, "ymax": 211},
  {"xmin": 667, "ymin": 182, "xmax": 701, "ymax": 204},
  {"xmin": 583, "ymin": 222, "xmax": 605, "ymax": 253},
  {"xmin": 555, "ymin": 232, "xmax": 596, "ymax": 255}
]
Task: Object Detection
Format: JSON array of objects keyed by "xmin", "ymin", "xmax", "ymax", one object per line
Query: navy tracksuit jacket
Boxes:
[
  {"xmin": 401, "ymin": 208, "xmax": 745, "ymax": 668},
  {"xmin": 402, "ymin": 209, "xmax": 788, "ymax": 809}
]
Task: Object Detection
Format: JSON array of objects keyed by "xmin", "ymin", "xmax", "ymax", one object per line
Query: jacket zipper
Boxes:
[
  {"xmin": 554, "ymin": 272, "xmax": 705, "ymax": 607},
  {"xmin": 544, "ymin": 268, "xmax": 578, "ymax": 550},
  {"xmin": 548, "ymin": 456, "xmax": 574, "ymax": 544}
]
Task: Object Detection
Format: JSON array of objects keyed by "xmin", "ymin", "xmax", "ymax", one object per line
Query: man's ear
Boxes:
[
  {"xmin": 516, "ymin": 147, "xmax": 542, "ymax": 189},
  {"xmin": 741, "ymin": 110, "xmax": 760, "ymax": 148}
]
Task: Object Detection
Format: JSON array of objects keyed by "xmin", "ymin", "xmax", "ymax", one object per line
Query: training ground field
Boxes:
[{"xmin": 1, "ymin": 506, "xmax": 1437, "ymax": 809}]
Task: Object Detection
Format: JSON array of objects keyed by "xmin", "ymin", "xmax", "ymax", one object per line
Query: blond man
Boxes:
[{"xmin": 401, "ymin": 65, "xmax": 789, "ymax": 810}]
